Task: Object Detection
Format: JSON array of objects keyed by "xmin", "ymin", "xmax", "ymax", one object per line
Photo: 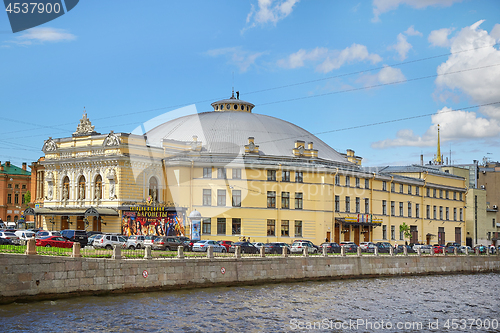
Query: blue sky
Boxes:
[{"xmin": 1, "ymin": 0, "xmax": 500, "ymax": 168}]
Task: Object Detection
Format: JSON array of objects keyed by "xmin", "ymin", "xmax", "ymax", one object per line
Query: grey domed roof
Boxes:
[{"xmin": 145, "ymin": 110, "xmax": 348, "ymax": 163}]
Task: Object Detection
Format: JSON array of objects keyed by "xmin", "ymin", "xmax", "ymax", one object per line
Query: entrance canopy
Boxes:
[
  {"xmin": 24, "ymin": 207, "xmax": 119, "ymax": 218},
  {"xmin": 335, "ymin": 217, "xmax": 382, "ymax": 227}
]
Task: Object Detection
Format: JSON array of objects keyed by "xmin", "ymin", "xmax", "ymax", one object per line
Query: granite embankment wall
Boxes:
[{"xmin": 1, "ymin": 253, "xmax": 499, "ymax": 304}]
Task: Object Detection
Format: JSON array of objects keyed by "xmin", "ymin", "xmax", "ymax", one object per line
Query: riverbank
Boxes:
[{"xmin": 1, "ymin": 251, "xmax": 499, "ymax": 304}]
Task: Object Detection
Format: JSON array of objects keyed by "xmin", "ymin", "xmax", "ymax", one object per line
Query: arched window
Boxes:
[
  {"xmin": 62, "ymin": 176, "xmax": 70, "ymax": 200},
  {"xmin": 95, "ymin": 175, "xmax": 103, "ymax": 200},
  {"xmin": 149, "ymin": 177, "xmax": 158, "ymax": 202},
  {"xmin": 78, "ymin": 176, "xmax": 86, "ymax": 200},
  {"xmin": 6, "ymin": 215, "xmax": 11, "ymax": 222},
  {"xmin": 14, "ymin": 216, "xmax": 18, "ymax": 222}
]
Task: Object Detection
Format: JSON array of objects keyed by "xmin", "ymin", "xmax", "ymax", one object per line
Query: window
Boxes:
[
  {"xmin": 203, "ymin": 189, "xmax": 211, "ymax": 206},
  {"xmin": 217, "ymin": 189, "xmax": 226, "ymax": 206},
  {"xmin": 399, "ymin": 202, "xmax": 403, "ymax": 216},
  {"xmin": 282, "ymin": 170, "xmax": 290, "ymax": 182},
  {"xmin": 408, "ymin": 202, "xmax": 412, "ymax": 217},
  {"xmin": 15, "ymin": 184, "xmax": 19, "ymax": 189},
  {"xmin": 267, "ymin": 170, "xmax": 276, "ymax": 181},
  {"xmin": 295, "ymin": 171, "xmax": 303, "ymax": 183},
  {"xmin": 446, "ymin": 207, "xmax": 449, "ymax": 220},
  {"xmin": 426, "ymin": 205, "xmax": 430, "ymax": 219},
  {"xmin": 267, "ymin": 191, "xmax": 276, "ymax": 208},
  {"xmin": 439, "ymin": 190, "xmax": 443, "ymax": 199},
  {"xmin": 6, "ymin": 215, "xmax": 11, "ymax": 222},
  {"xmin": 433, "ymin": 189, "xmax": 436, "ymax": 198},
  {"xmin": 408, "ymin": 185, "xmax": 412, "ymax": 195},
  {"xmin": 345, "ymin": 196, "xmax": 350, "ymax": 212},
  {"xmin": 453, "ymin": 192, "xmax": 456, "ymax": 200},
  {"xmin": 415, "ymin": 186, "xmax": 419, "ymax": 196},
  {"xmin": 62, "ymin": 176, "xmax": 70, "ymax": 200},
  {"xmin": 355, "ymin": 197, "xmax": 360, "ymax": 213},
  {"xmin": 281, "ymin": 192, "xmax": 290, "ymax": 209},
  {"xmin": 335, "ymin": 174, "xmax": 340, "ymax": 185},
  {"xmin": 232, "ymin": 190, "xmax": 241, "ymax": 207},
  {"xmin": 416, "ymin": 204, "xmax": 420, "ymax": 218},
  {"xmin": 364, "ymin": 198, "xmax": 369, "ymax": 214},
  {"xmin": 295, "ymin": 193, "xmax": 303, "ymax": 209},
  {"xmin": 426, "ymin": 188, "xmax": 430, "ymax": 197},
  {"xmin": 391, "ymin": 201, "xmax": 395, "ymax": 216},
  {"xmin": 232, "ymin": 218, "xmax": 241, "ymax": 235},
  {"xmin": 391, "ymin": 183, "xmax": 395, "ymax": 192},
  {"xmin": 267, "ymin": 219, "xmax": 276, "ymax": 236},
  {"xmin": 281, "ymin": 220, "xmax": 289, "ymax": 236},
  {"xmin": 203, "ymin": 167, "xmax": 212, "ymax": 178},
  {"xmin": 7, "ymin": 184, "xmax": 12, "ymax": 188},
  {"xmin": 382, "ymin": 200, "xmax": 387, "ymax": 215},
  {"xmin": 217, "ymin": 168, "xmax": 226, "ymax": 179},
  {"xmin": 400, "ymin": 229, "xmax": 404, "ymax": 240},
  {"xmin": 365, "ymin": 179, "xmax": 369, "ymax": 189},
  {"xmin": 494, "ymin": 218, "xmax": 496, "ymax": 228},
  {"xmin": 78, "ymin": 175, "xmax": 86, "ymax": 200},
  {"xmin": 7, "ymin": 194, "xmax": 11, "ymax": 204},
  {"xmin": 433, "ymin": 206, "xmax": 437, "ymax": 219},
  {"xmin": 355, "ymin": 177, "xmax": 360, "ymax": 188},
  {"xmin": 22, "ymin": 185, "xmax": 26, "ymax": 189},
  {"xmin": 294, "ymin": 220, "xmax": 302, "ymax": 237},
  {"xmin": 217, "ymin": 218, "xmax": 226, "ymax": 235},
  {"xmin": 454, "ymin": 208, "xmax": 457, "ymax": 221},
  {"xmin": 446, "ymin": 190, "xmax": 449, "ymax": 199},
  {"xmin": 459, "ymin": 193, "xmax": 463, "ymax": 201},
  {"xmin": 439, "ymin": 206, "xmax": 443, "ymax": 220},
  {"xmin": 391, "ymin": 226, "xmax": 395, "ymax": 240},
  {"xmin": 148, "ymin": 177, "xmax": 158, "ymax": 203},
  {"xmin": 460, "ymin": 208, "xmax": 463, "ymax": 221},
  {"xmin": 399, "ymin": 184, "xmax": 403, "ymax": 193},
  {"xmin": 21, "ymin": 194, "xmax": 25, "ymax": 204},
  {"xmin": 335, "ymin": 195, "xmax": 340, "ymax": 212},
  {"xmin": 345, "ymin": 176, "xmax": 350, "ymax": 187},
  {"xmin": 382, "ymin": 181, "xmax": 387, "ymax": 191},
  {"xmin": 232, "ymin": 168, "xmax": 241, "ymax": 179},
  {"xmin": 202, "ymin": 218, "xmax": 211, "ymax": 235},
  {"xmin": 14, "ymin": 194, "xmax": 19, "ymax": 204},
  {"xmin": 383, "ymin": 225, "xmax": 387, "ymax": 240}
]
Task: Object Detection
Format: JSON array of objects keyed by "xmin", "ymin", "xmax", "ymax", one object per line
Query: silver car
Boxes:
[
  {"xmin": 192, "ymin": 240, "xmax": 227, "ymax": 252},
  {"xmin": 125, "ymin": 235, "xmax": 146, "ymax": 249}
]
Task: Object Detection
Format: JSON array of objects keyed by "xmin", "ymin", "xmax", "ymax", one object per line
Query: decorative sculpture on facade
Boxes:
[
  {"xmin": 44, "ymin": 137, "xmax": 57, "ymax": 152},
  {"xmin": 103, "ymin": 131, "xmax": 120, "ymax": 147},
  {"xmin": 73, "ymin": 109, "xmax": 98, "ymax": 137}
]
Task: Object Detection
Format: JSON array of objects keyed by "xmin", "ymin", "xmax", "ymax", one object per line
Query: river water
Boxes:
[{"xmin": 1, "ymin": 273, "xmax": 499, "ymax": 332}]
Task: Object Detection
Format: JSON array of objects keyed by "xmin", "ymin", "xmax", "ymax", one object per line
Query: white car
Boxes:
[
  {"xmin": 124, "ymin": 235, "xmax": 146, "ymax": 249},
  {"xmin": 15, "ymin": 230, "xmax": 35, "ymax": 241},
  {"xmin": 35, "ymin": 230, "xmax": 61, "ymax": 238},
  {"xmin": 93, "ymin": 234, "xmax": 127, "ymax": 250},
  {"xmin": 252, "ymin": 242, "xmax": 265, "ymax": 249},
  {"xmin": 459, "ymin": 245, "xmax": 473, "ymax": 254},
  {"xmin": 0, "ymin": 231, "xmax": 20, "ymax": 244},
  {"xmin": 192, "ymin": 240, "xmax": 226, "ymax": 252},
  {"xmin": 290, "ymin": 242, "xmax": 318, "ymax": 254}
]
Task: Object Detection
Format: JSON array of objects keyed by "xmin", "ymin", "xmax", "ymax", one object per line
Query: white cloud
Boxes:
[
  {"xmin": 246, "ymin": 0, "xmax": 300, "ymax": 28},
  {"xmin": 11, "ymin": 27, "xmax": 76, "ymax": 45},
  {"xmin": 389, "ymin": 33, "xmax": 412, "ymax": 60},
  {"xmin": 428, "ymin": 28, "xmax": 454, "ymax": 47},
  {"xmin": 405, "ymin": 25, "xmax": 422, "ymax": 36},
  {"xmin": 435, "ymin": 20, "xmax": 500, "ymax": 120},
  {"xmin": 277, "ymin": 47, "xmax": 328, "ymax": 69},
  {"xmin": 357, "ymin": 65, "xmax": 406, "ymax": 87},
  {"xmin": 491, "ymin": 23, "xmax": 500, "ymax": 41},
  {"xmin": 316, "ymin": 44, "xmax": 382, "ymax": 73},
  {"xmin": 372, "ymin": 0, "xmax": 462, "ymax": 22},
  {"xmin": 372, "ymin": 107, "xmax": 500, "ymax": 148},
  {"xmin": 206, "ymin": 47, "xmax": 266, "ymax": 72}
]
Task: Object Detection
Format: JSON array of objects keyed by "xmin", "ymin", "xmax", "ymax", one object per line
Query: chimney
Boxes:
[
  {"xmin": 6, "ymin": 161, "xmax": 10, "ymax": 167},
  {"xmin": 22, "ymin": 162, "xmax": 27, "ymax": 171},
  {"xmin": 420, "ymin": 154, "xmax": 423, "ymax": 166},
  {"xmin": 307, "ymin": 142, "xmax": 313, "ymax": 150}
]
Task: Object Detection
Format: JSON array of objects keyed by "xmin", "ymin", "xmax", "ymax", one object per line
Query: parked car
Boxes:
[
  {"xmin": 294, "ymin": 240, "xmax": 319, "ymax": 251},
  {"xmin": 87, "ymin": 231, "xmax": 103, "ymax": 237},
  {"xmin": 60, "ymin": 229, "xmax": 89, "ymax": 247},
  {"xmin": 229, "ymin": 241, "xmax": 259, "ymax": 254},
  {"xmin": 124, "ymin": 235, "xmax": 146, "ymax": 249},
  {"xmin": 412, "ymin": 243, "xmax": 426, "ymax": 252},
  {"xmin": 419, "ymin": 245, "xmax": 432, "ymax": 254},
  {"xmin": 0, "ymin": 238, "xmax": 15, "ymax": 245},
  {"xmin": 87, "ymin": 234, "xmax": 102, "ymax": 246},
  {"xmin": 446, "ymin": 242, "xmax": 461, "ymax": 248},
  {"xmin": 36, "ymin": 236, "xmax": 74, "ymax": 248},
  {"xmin": 343, "ymin": 243, "xmax": 359, "ymax": 253},
  {"xmin": 459, "ymin": 245, "xmax": 472, "ymax": 254},
  {"xmin": 433, "ymin": 245, "xmax": 445, "ymax": 254},
  {"xmin": 15, "ymin": 230, "xmax": 35, "ymax": 241},
  {"xmin": 396, "ymin": 245, "xmax": 415, "ymax": 254},
  {"xmin": 251, "ymin": 242, "xmax": 266, "ymax": 250},
  {"xmin": 445, "ymin": 245, "xmax": 460, "ymax": 254},
  {"xmin": 264, "ymin": 242, "xmax": 291, "ymax": 254},
  {"xmin": 359, "ymin": 242, "xmax": 376, "ymax": 252},
  {"xmin": 35, "ymin": 230, "xmax": 61, "ymax": 238},
  {"xmin": 192, "ymin": 240, "xmax": 227, "ymax": 252},
  {"xmin": 0, "ymin": 231, "xmax": 20, "ymax": 244},
  {"xmin": 319, "ymin": 242, "xmax": 341, "ymax": 253},
  {"xmin": 93, "ymin": 234, "xmax": 127, "ymax": 250},
  {"xmin": 375, "ymin": 242, "xmax": 392, "ymax": 253},
  {"xmin": 143, "ymin": 235, "xmax": 158, "ymax": 248},
  {"xmin": 153, "ymin": 236, "xmax": 187, "ymax": 251},
  {"xmin": 474, "ymin": 245, "xmax": 487, "ymax": 254},
  {"xmin": 218, "ymin": 240, "xmax": 234, "ymax": 252},
  {"xmin": 290, "ymin": 241, "xmax": 318, "ymax": 254}
]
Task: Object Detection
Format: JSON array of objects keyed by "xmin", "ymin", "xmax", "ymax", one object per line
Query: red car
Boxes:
[
  {"xmin": 36, "ymin": 236, "xmax": 74, "ymax": 248},
  {"xmin": 218, "ymin": 240, "xmax": 233, "ymax": 251},
  {"xmin": 433, "ymin": 245, "xmax": 445, "ymax": 254}
]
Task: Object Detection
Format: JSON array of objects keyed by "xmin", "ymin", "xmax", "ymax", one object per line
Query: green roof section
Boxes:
[{"xmin": 0, "ymin": 162, "xmax": 30, "ymax": 176}]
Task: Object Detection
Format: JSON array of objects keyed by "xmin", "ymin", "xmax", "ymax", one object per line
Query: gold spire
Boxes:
[{"xmin": 436, "ymin": 124, "xmax": 442, "ymax": 165}]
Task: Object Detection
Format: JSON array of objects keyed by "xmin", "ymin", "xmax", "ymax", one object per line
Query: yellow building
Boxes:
[{"xmin": 29, "ymin": 94, "xmax": 467, "ymax": 246}]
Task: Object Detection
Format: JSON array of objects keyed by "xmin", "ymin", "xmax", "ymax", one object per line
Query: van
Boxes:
[{"xmin": 15, "ymin": 230, "xmax": 35, "ymax": 241}]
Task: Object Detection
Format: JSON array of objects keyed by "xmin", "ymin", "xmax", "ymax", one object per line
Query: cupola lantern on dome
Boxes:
[{"xmin": 211, "ymin": 91, "xmax": 255, "ymax": 113}]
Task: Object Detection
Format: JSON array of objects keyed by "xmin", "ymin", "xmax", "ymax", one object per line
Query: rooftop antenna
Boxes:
[{"xmin": 232, "ymin": 71, "xmax": 234, "ymax": 98}]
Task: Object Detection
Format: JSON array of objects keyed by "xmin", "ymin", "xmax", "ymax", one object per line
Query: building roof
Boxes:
[
  {"xmin": 0, "ymin": 162, "xmax": 30, "ymax": 176},
  {"xmin": 145, "ymin": 103, "xmax": 350, "ymax": 164},
  {"xmin": 364, "ymin": 164, "xmax": 464, "ymax": 178}
]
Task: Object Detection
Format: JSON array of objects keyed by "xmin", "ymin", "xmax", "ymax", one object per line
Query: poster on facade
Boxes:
[{"xmin": 121, "ymin": 209, "xmax": 185, "ymax": 237}]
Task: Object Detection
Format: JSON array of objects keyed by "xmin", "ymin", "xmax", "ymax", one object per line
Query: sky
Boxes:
[{"xmin": 1, "ymin": 0, "xmax": 500, "ymax": 169}]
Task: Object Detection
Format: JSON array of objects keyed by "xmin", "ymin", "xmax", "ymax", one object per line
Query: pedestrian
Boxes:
[{"xmin": 247, "ymin": 238, "xmax": 251, "ymax": 243}]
